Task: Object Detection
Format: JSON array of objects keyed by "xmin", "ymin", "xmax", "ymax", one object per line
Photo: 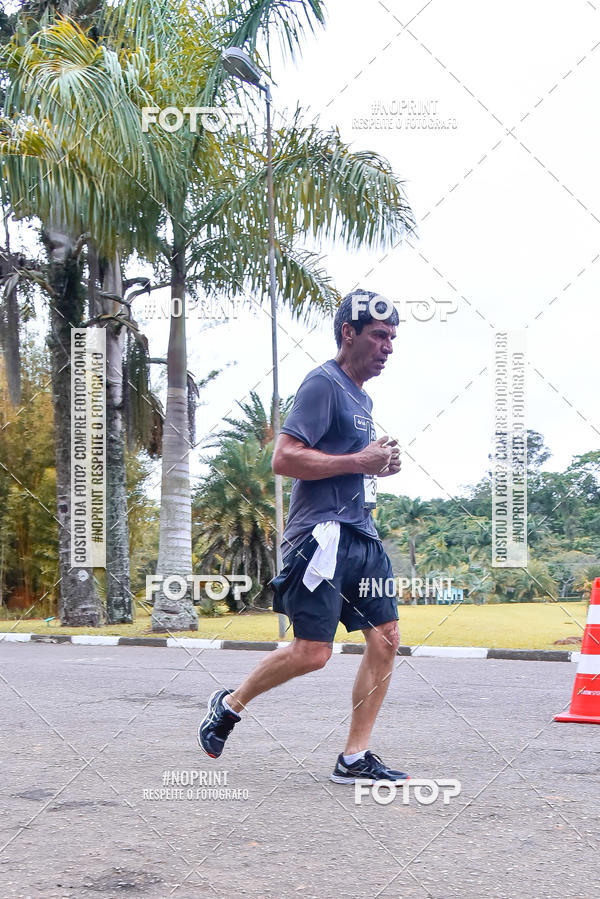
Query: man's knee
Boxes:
[
  {"xmin": 367, "ymin": 621, "xmax": 400, "ymax": 656},
  {"xmin": 292, "ymin": 639, "xmax": 333, "ymax": 673}
]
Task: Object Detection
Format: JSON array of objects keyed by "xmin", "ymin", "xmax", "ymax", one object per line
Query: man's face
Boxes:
[{"xmin": 354, "ymin": 319, "xmax": 396, "ymax": 379}]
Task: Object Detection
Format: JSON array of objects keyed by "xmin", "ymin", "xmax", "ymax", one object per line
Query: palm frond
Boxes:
[
  {"xmin": 1, "ymin": 18, "xmax": 183, "ymax": 253},
  {"xmin": 125, "ymin": 335, "xmax": 164, "ymax": 456},
  {"xmin": 203, "ymin": 389, "xmax": 293, "ymax": 449},
  {"xmin": 187, "ymin": 229, "xmax": 339, "ymax": 321},
  {"xmin": 200, "ymin": 0, "xmax": 325, "ymax": 106},
  {"xmin": 197, "ymin": 107, "xmax": 415, "ymax": 253},
  {"xmin": 221, "ymin": 0, "xmax": 325, "ymax": 57}
]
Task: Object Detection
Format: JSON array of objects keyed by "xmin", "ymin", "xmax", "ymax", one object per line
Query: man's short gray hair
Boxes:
[{"xmin": 334, "ymin": 289, "xmax": 398, "ymax": 348}]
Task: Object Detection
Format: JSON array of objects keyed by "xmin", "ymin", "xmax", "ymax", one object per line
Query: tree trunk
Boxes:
[
  {"xmin": 45, "ymin": 227, "xmax": 103, "ymax": 626},
  {"xmin": 152, "ymin": 216, "xmax": 197, "ymax": 632},
  {"xmin": 102, "ymin": 253, "xmax": 132, "ymax": 623},
  {"xmin": 0, "ymin": 251, "xmax": 22, "ymax": 405},
  {"xmin": 410, "ymin": 536, "xmax": 417, "ymax": 604}
]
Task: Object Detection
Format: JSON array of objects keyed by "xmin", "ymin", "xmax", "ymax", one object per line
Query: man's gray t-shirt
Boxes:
[{"xmin": 280, "ymin": 358, "xmax": 381, "ymax": 557}]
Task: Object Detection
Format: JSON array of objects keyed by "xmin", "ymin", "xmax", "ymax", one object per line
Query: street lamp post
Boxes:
[{"xmin": 221, "ymin": 48, "xmax": 286, "ymax": 639}]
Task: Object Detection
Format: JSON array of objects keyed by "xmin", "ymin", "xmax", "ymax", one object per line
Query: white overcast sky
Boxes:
[
  {"xmin": 11, "ymin": 0, "xmax": 600, "ymax": 501},
  {"xmin": 184, "ymin": 0, "xmax": 600, "ymax": 501}
]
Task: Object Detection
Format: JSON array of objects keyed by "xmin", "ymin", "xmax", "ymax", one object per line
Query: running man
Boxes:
[{"xmin": 199, "ymin": 289, "xmax": 408, "ymax": 783}]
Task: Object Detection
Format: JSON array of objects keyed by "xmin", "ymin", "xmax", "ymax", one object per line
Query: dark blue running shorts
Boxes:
[{"xmin": 270, "ymin": 524, "xmax": 399, "ymax": 642}]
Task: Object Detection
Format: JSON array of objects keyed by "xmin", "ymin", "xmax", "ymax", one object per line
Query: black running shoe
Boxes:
[
  {"xmin": 198, "ymin": 689, "xmax": 241, "ymax": 758},
  {"xmin": 330, "ymin": 750, "xmax": 409, "ymax": 784}
]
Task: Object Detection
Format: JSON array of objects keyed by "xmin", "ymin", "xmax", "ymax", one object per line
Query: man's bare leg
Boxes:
[
  {"xmin": 344, "ymin": 620, "xmax": 400, "ymax": 754},
  {"xmin": 225, "ymin": 638, "xmax": 333, "ymax": 714}
]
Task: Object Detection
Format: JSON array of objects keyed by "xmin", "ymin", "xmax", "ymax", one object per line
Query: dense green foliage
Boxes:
[
  {"xmin": 376, "ymin": 434, "xmax": 600, "ymax": 604},
  {"xmin": 1, "ymin": 340, "xmax": 598, "ymax": 614}
]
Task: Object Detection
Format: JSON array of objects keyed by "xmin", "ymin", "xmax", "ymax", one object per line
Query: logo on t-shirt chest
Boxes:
[{"xmin": 354, "ymin": 414, "xmax": 375, "ymax": 441}]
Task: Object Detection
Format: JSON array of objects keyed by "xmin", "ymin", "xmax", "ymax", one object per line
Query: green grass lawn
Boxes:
[{"xmin": 0, "ymin": 602, "xmax": 588, "ymax": 650}]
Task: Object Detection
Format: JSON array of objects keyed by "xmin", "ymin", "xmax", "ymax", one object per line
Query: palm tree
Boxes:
[
  {"xmin": 194, "ymin": 392, "xmax": 296, "ymax": 610},
  {"xmin": 391, "ymin": 497, "xmax": 432, "ymax": 602},
  {"xmin": 416, "ymin": 536, "xmax": 466, "ymax": 604},
  {"xmin": 463, "ymin": 564, "xmax": 493, "ymax": 605},
  {"xmin": 1, "ymin": 13, "xmax": 179, "ymax": 623},
  {"xmin": 573, "ymin": 564, "xmax": 600, "ymax": 602},
  {"xmin": 512, "ymin": 561, "xmax": 558, "ymax": 603},
  {"xmin": 193, "ymin": 436, "xmax": 277, "ymax": 609},
  {"xmin": 0, "ymin": 248, "xmax": 25, "ymax": 406},
  {"xmin": 4, "ymin": 1, "xmax": 415, "ymax": 632},
  {"xmin": 145, "ymin": 7, "xmax": 414, "ymax": 631},
  {"xmin": 421, "ymin": 535, "xmax": 465, "ymax": 572},
  {"xmin": 100, "ymin": 255, "xmax": 138, "ymax": 623},
  {"xmin": 206, "ymin": 390, "xmax": 293, "ymax": 449},
  {"xmin": 372, "ymin": 498, "xmax": 397, "ymax": 541}
]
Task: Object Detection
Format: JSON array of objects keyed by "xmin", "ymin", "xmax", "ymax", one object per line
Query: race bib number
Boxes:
[
  {"xmin": 363, "ymin": 473, "xmax": 377, "ymax": 510},
  {"xmin": 363, "ymin": 420, "xmax": 377, "ymax": 510}
]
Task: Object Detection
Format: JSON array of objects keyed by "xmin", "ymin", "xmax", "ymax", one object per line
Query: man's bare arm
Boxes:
[{"xmin": 272, "ymin": 433, "xmax": 394, "ymax": 481}]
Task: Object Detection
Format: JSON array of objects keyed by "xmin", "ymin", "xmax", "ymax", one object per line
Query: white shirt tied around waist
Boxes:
[{"xmin": 301, "ymin": 521, "xmax": 341, "ymax": 592}]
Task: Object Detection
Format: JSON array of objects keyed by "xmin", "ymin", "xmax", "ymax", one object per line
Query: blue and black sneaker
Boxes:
[
  {"xmin": 197, "ymin": 689, "xmax": 241, "ymax": 759},
  {"xmin": 330, "ymin": 750, "xmax": 409, "ymax": 784}
]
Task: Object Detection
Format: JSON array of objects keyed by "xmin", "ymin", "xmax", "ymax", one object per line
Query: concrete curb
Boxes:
[{"xmin": 0, "ymin": 631, "xmax": 581, "ymax": 661}]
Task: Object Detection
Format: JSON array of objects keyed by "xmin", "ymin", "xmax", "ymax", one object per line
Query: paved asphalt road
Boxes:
[{"xmin": 1, "ymin": 643, "xmax": 598, "ymax": 898}]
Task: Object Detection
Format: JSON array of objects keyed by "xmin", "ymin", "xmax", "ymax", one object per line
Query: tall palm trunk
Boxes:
[
  {"xmin": 409, "ymin": 534, "xmax": 417, "ymax": 604},
  {"xmin": 102, "ymin": 253, "xmax": 132, "ymax": 623},
  {"xmin": 152, "ymin": 216, "xmax": 197, "ymax": 631},
  {"xmin": 0, "ymin": 251, "xmax": 22, "ymax": 405},
  {"xmin": 44, "ymin": 226, "xmax": 103, "ymax": 626}
]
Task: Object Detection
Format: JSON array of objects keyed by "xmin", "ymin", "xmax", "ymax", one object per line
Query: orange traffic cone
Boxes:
[{"xmin": 555, "ymin": 577, "xmax": 600, "ymax": 724}]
